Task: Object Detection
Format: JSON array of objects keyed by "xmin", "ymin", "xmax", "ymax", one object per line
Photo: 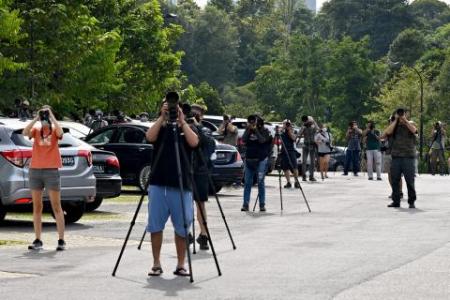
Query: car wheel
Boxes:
[
  {"xmin": 334, "ymin": 164, "xmax": 344, "ymax": 172},
  {"xmin": 138, "ymin": 164, "xmax": 151, "ymax": 192},
  {"xmin": 85, "ymin": 197, "xmax": 103, "ymax": 212},
  {"xmin": 0, "ymin": 204, "xmax": 6, "ymax": 222},
  {"xmin": 51, "ymin": 201, "xmax": 85, "ymax": 224}
]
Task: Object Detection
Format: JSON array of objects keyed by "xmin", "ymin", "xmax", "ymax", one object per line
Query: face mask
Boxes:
[{"xmin": 41, "ymin": 120, "xmax": 49, "ymax": 127}]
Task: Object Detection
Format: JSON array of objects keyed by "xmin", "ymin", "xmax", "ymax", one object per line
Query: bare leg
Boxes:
[
  {"xmin": 324, "ymin": 155, "xmax": 330, "ymax": 177},
  {"xmin": 292, "ymin": 169, "xmax": 299, "ymax": 181},
  {"xmin": 196, "ymin": 202, "xmax": 207, "ymax": 235},
  {"xmin": 284, "ymin": 170, "xmax": 291, "ymax": 184},
  {"xmin": 48, "ymin": 189, "xmax": 65, "ymax": 240},
  {"xmin": 31, "ymin": 190, "xmax": 43, "ymax": 240},
  {"xmin": 175, "ymin": 233, "xmax": 187, "ymax": 268},
  {"xmin": 151, "ymin": 232, "xmax": 163, "ymax": 268}
]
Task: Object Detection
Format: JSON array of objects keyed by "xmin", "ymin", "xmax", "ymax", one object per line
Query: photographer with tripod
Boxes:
[
  {"xmin": 145, "ymin": 93, "xmax": 199, "ymax": 277},
  {"xmin": 22, "ymin": 105, "xmax": 66, "ymax": 251},
  {"xmin": 363, "ymin": 121, "xmax": 382, "ymax": 181},
  {"xmin": 384, "ymin": 108, "xmax": 417, "ymax": 209},
  {"xmin": 280, "ymin": 119, "xmax": 300, "ymax": 188},
  {"xmin": 429, "ymin": 121, "xmax": 446, "ymax": 176},
  {"xmin": 298, "ymin": 116, "xmax": 318, "ymax": 182},
  {"xmin": 241, "ymin": 115, "xmax": 272, "ymax": 212},
  {"xmin": 343, "ymin": 121, "xmax": 363, "ymax": 176}
]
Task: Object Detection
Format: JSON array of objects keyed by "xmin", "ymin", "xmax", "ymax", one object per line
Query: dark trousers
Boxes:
[
  {"xmin": 344, "ymin": 150, "xmax": 360, "ymax": 175},
  {"xmin": 391, "ymin": 157, "xmax": 416, "ymax": 205},
  {"xmin": 302, "ymin": 147, "xmax": 316, "ymax": 178},
  {"xmin": 430, "ymin": 149, "xmax": 446, "ymax": 175}
]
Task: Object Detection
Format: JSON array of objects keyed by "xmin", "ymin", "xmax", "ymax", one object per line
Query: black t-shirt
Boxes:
[
  {"xmin": 243, "ymin": 127, "xmax": 272, "ymax": 161},
  {"xmin": 281, "ymin": 131, "xmax": 295, "ymax": 152},
  {"xmin": 149, "ymin": 125, "xmax": 196, "ymax": 190}
]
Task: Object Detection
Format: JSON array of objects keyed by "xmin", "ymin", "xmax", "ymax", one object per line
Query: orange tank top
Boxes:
[{"xmin": 30, "ymin": 127, "xmax": 62, "ymax": 169}]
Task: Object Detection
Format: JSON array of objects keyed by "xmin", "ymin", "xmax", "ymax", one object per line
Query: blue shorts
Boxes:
[{"xmin": 146, "ymin": 185, "xmax": 193, "ymax": 237}]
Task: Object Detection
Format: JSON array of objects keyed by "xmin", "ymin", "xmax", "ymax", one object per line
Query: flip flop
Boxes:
[
  {"xmin": 148, "ymin": 266, "xmax": 163, "ymax": 277},
  {"xmin": 173, "ymin": 267, "xmax": 190, "ymax": 277}
]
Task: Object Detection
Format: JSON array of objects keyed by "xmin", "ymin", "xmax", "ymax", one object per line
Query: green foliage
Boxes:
[
  {"xmin": 389, "ymin": 29, "xmax": 426, "ymax": 67},
  {"xmin": 410, "ymin": 0, "xmax": 450, "ymax": 32}
]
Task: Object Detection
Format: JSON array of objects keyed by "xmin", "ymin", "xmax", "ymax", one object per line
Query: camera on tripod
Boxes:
[{"xmin": 166, "ymin": 91, "xmax": 180, "ymax": 123}]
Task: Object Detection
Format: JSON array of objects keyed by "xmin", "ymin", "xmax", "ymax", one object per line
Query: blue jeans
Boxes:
[
  {"xmin": 243, "ymin": 158, "xmax": 268, "ymax": 207},
  {"xmin": 344, "ymin": 149, "xmax": 360, "ymax": 175}
]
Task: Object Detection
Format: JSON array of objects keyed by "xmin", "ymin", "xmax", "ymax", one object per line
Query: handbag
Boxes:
[{"xmin": 246, "ymin": 158, "xmax": 260, "ymax": 170}]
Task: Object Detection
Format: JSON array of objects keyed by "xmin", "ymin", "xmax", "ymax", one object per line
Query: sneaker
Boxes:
[
  {"xmin": 309, "ymin": 177, "xmax": 317, "ymax": 182},
  {"xmin": 377, "ymin": 177, "xmax": 382, "ymax": 181},
  {"xmin": 294, "ymin": 182, "xmax": 300, "ymax": 189},
  {"xmin": 196, "ymin": 234, "xmax": 209, "ymax": 250},
  {"xmin": 28, "ymin": 239, "xmax": 43, "ymax": 251},
  {"xmin": 284, "ymin": 182, "xmax": 292, "ymax": 188},
  {"xmin": 342, "ymin": 173, "xmax": 348, "ymax": 176},
  {"xmin": 387, "ymin": 202, "xmax": 400, "ymax": 208},
  {"xmin": 368, "ymin": 177, "xmax": 373, "ymax": 180},
  {"xmin": 409, "ymin": 203, "xmax": 416, "ymax": 209},
  {"xmin": 188, "ymin": 233, "xmax": 194, "ymax": 245},
  {"xmin": 241, "ymin": 205, "xmax": 249, "ymax": 212},
  {"xmin": 354, "ymin": 173, "xmax": 359, "ymax": 177},
  {"xmin": 56, "ymin": 239, "xmax": 66, "ymax": 251},
  {"xmin": 259, "ymin": 206, "xmax": 266, "ymax": 212},
  {"xmin": 302, "ymin": 176, "xmax": 307, "ymax": 182}
]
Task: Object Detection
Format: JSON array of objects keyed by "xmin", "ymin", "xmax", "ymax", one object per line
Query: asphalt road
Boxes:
[{"xmin": 1, "ymin": 173, "xmax": 449, "ymax": 300}]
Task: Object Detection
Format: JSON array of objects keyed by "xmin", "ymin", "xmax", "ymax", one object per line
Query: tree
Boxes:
[
  {"xmin": 410, "ymin": 0, "xmax": 450, "ymax": 32},
  {"xmin": 210, "ymin": 0, "xmax": 234, "ymax": 13},
  {"xmin": 389, "ymin": 28, "xmax": 426, "ymax": 67}
]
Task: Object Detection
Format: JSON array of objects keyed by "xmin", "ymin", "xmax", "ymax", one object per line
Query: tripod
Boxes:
[
  {"xmin": 112, "ymin": 122, "xmax": 195, "ymax": 282},
  {"xmin": 253, "ymin": 128, "xmax": 311, "ymax": 213}
]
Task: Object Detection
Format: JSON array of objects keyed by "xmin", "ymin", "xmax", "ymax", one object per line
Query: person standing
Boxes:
[
  {"xmin": 241, "ymin": 115, "xmax": 271, "ymax": 212},
  {"xmin": 363, "ymin": 121, "xmax": 382, "ymax": 181},
  {"xmin": 343, "ymin": 121, "xmax": 363, "ymax": 176},
  {"xmin": 218, "ymin": 114, "xmax": 238, "ymax": 146},
  {"xmin": 280, "ymin": 120, "xmax": 300, "ymax": 188},
  {"xmin": 298, "ymin": 115, "xmax": 318, "ymax": 182},
  {"xmin": 22, "ymin": 106, "xmax": 66, "ymax": 251},
  {"xmin": 315, "ymin": 124, "xmax": 333, "ymax": 180},
  {"xmin": 145, "ymin": 93, "xmax": 199, "ymax": 277},
  {"xmin": 384, "ymin": 108, "xmax": 417, "ymax": 209},
  {"xmin": 429, "ymin": 122, "xmax": 446, "ymax": 176},
  {"xmin": 190, "ymin": 104, "xmax": 216, "ymax": 251}
]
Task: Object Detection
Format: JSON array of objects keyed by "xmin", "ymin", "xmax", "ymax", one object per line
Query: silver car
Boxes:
[{"xmin": 0, "ymin": 118, "xmax": 96, "ymax": 223}]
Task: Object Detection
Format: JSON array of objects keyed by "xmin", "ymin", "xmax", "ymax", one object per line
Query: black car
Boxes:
[{"xmin": 84, "ymin": 123, "xmax": 244, "ymax": 193}]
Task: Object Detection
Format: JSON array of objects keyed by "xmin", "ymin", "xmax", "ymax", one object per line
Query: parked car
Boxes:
[
  {"xmin": 0, "ymin": 119, "xmax": 96, "ymax": 223},
  {"xmin": 59, "ymin": 121, "xmax": 92, "ymax": 139},
  {"xmin": 83, "ymin": 123, "xmax": 244, "ymax": 193}
]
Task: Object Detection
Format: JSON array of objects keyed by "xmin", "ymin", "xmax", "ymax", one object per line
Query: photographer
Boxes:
[
  {"xmin": 429, "ymin": 122, "xmax": 446, "ymax": 176},
  {"xmin": 218, "ymin": 114, "xmax": 238, "ymax": 146},
  {"xmin": 145, "ymin": 92, "xmax": 199, "ymax": 277},
  {"xmin": 22, "ymin": 105, "xmax": 66, "ymax": 251},
  {"xmin": 241, "ymin": 115, "xmax": 272, "ymax": 212},
  {"xmin": 190, "ymin": 104, "xmax": 216, "ymax": 251},
  {"xmin": 315, "ymin": 123, "xmax": 333, "ymax": 180},
  {"xmin": 89, "ymin": 109, "xmax": 108, "ymax": 132},
  {"xmin": 298, "ymin": 115, "xmax": 318, "ymax": 182},
  {"xmin": 384, "ymin": 108, "xmax": 417, "ymax": 209},
  {"xmin": 343, "ymin": 121, "xmax": 363, "ymax": 176},
  {"xmin": 363, "ymin": 121, "xmax": 382, "ymax": 181},
  {"xmin": 280, "ymin": 120, "xmax": 300, "ymax": 188}
]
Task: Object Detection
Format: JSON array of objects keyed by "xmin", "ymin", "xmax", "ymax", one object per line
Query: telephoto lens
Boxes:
[{"xmin": 166, "ymin": 91, "xmax": 180, "ymax": 123}]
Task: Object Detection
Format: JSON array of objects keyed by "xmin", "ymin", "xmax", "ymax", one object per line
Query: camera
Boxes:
[
  {"xmin": 223, "ymin": 114, "xmax": 230, "ymax": 122},
  {"xmin": 396, "ymin": 108, "xmax": 405, "ymax": 117},
  {"xmin": 182, "ymin": 103, "xmax": 196, "ymax": 124},
  {"xmin": 285, "ymin": 121, "xmax": 291, "ymax": 128},
  {"xmin": 166, "ymin": 91, "xmax": 180, "ymax": 123},
  {"xmin": 39, "ymin": 110, "xmax": 50, "ymax": 122},
  {"xmin": 434, "ymin": 122, "xmax": 441, "ymax": 130}
]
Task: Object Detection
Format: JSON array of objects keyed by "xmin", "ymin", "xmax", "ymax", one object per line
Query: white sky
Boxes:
[{"xmin": 195, "ymin": 0, "xmax": 450, "ymax": 11}]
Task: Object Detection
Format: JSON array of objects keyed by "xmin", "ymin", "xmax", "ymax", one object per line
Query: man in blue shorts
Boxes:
[{"xmin": 145, "ymin": 93, "xmax": 199, "ymax": 277}]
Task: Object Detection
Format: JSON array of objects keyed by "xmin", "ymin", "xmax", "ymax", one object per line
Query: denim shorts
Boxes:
[
  {"xmin": 146, "ymin": 185, "xmax": 193, "ymax": 237},
  {"xmin": 29, "ymin": 168, "xmax": 61, "ymax": 191}
]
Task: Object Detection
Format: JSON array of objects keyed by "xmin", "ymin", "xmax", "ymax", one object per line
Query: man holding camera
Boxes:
[
  {"xmin": 218, "ymin": 114, "xmax": 238, "ymax": 146},
  {"xmin": 145, "ymin": 93, "xmax": 199, "ymax": 277},
  {"xmin": 344, "ymin": 121, "xmax": 363, "ymax": 176},
  {"xmin": 384, "ymin": 108, "xmax": 417, "ymax": 208},
  {"xmin": 429, "ymin": 122, "xmax": 446, "ymax": 176},
  {"xmin": 363, "ymin": 121, "xmax": 382, "ymax": 181},
  {"xmin": 241, "ymin": 115, "xmax": 272, "ymax": 212},
  {"xmin": 298, "ymin": 116, "xmax": 318, "ymax": 182},
  {"xmin": 280, "ymin": 120, "xmax": 300, "ymax": 188},
  {"xmin": 23, "ymin": 105, "xmax": 66, "ymax": 251}
]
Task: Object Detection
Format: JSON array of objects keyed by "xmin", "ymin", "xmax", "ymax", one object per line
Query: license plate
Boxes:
[
  {"xmin": 216, "ymin": 153, "xmax": 226, "ymax": 159},
  {"xmin": 93, "ymin": 165, "xmax": 105, "ymax": 173},
  {"xmin": 62, "ymin": 156, "xmax": 75, "ymax": 166}
]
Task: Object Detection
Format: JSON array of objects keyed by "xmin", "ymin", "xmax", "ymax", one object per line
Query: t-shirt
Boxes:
[
  {"xmin": 299, "ymin": 126, "xmax": 316, "ymax": 146},
  {"xmin": 243, "ymin": 127, "xmax": 272, "ymax": 161},
  {"xmin": 390, "ymin": 124, "xmax": 416, "ymax": 158},
  {"xmin": 149, "ymin": 125, "xmax": 196, "ymax": 190},
  {"xmin": 347, "ymin": 129, "xmax": 362, "ymax": 151},
  {"xmin": 315, "ymin": 131, "xmax": 332, "ymax": 154},
  {"xmin": 221, "ymin": 124, "xmax": 238, "ymax": 146},
  {"xmin": 366, "ymin": 130, "xmax": 381, "ymax": 150},
  {"xmin": 431, "ymin": 130, "xmax": 445, "ymax": 150},
  {"xmin": 30, "ymin": 127, "xmax": 62, "ymax": 169},
  {"xmin": 281, "ymin": 131, "xmax": 295, "ymax": 152}
]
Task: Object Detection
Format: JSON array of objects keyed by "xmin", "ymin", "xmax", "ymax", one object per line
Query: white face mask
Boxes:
[{"xmin": 41, "ymin": 120, "xmax": 49, "ymax": 127}]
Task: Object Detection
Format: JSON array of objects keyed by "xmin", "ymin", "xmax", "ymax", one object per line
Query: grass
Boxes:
[
  {"xmin": 6, "ymin": 212, "xmax": 53, "ymax": 222},
  {"xmin": 107, "ymin": 194, "xmax": 141, "ymax": 204},
  {"xmin": 0, "ymin": 240, "xmax": 27, "ymax": 246},
  {"xmin": 82, "ymin": 211, "xmax": 121, "ymax": 221}
]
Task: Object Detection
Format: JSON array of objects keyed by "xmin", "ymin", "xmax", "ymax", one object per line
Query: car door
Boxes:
[
  {"xmin": 107, "ymin": 126, "xmax": 152, "ymax": 183},
  {"xmin": 84, "ymin": 127, "xmax": 118, "ymax": 150}
]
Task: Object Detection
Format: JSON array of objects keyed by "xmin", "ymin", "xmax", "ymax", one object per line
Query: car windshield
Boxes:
[{"xmin": 11, "ymin": 130, "xmax": 83, "ymax": 148}]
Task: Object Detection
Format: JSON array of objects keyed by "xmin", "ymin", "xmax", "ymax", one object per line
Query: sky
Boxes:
[{"xmin": 195, "ymin": 0, "xmax": 450, "ymax": 11}]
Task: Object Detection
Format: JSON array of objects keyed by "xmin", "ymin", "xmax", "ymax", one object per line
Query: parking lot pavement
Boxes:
[{"xmin": 1, "ymin": 174, "xmax": 450, "ymax": 300}]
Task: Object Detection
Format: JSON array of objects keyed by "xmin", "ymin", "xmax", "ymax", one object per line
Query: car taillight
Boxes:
[
  {"xmin": 236, "ymin": 151, "xmax": 242, "ymax": 162},
  {"xmin": 0, "ymin": 149, "xmax": 32, "ymax": 168},
  {"xmin": 106, "ymin": 156, "xmax": 120, "ymax": 169},
  {"xmin": 15, "ymin": 198, "xmax": 32, "ymax": 204},
  {"xmin": 78, "ymin": 150, "xmax": 93, "ymax": 167},
  {"xmin": 273, "ymin": 138, "xmax": 282, "ymax": 146}
]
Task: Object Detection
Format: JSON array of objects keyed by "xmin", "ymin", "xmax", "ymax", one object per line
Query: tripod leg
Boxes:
[
  {"xmin": 112, "ymin": 193, "xmax": 145, "ymax": 276},
  {"xmin": 192, "ymin": 207, "xmax": 196, "ymax": 255},
  {"xmin": 252, "ymin": 194, "xmax": 259, "ymax": 212},
  {"xmin": 197, "ymin": 201, "xmax": 222, "ymax": 276},
  {"xmin": 278, "ymin": 170, "xmax": 283, "ymax": 211},
  {"xmin": 137, "ymin": 229, "xmax": 146, "ymax": 250}
]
